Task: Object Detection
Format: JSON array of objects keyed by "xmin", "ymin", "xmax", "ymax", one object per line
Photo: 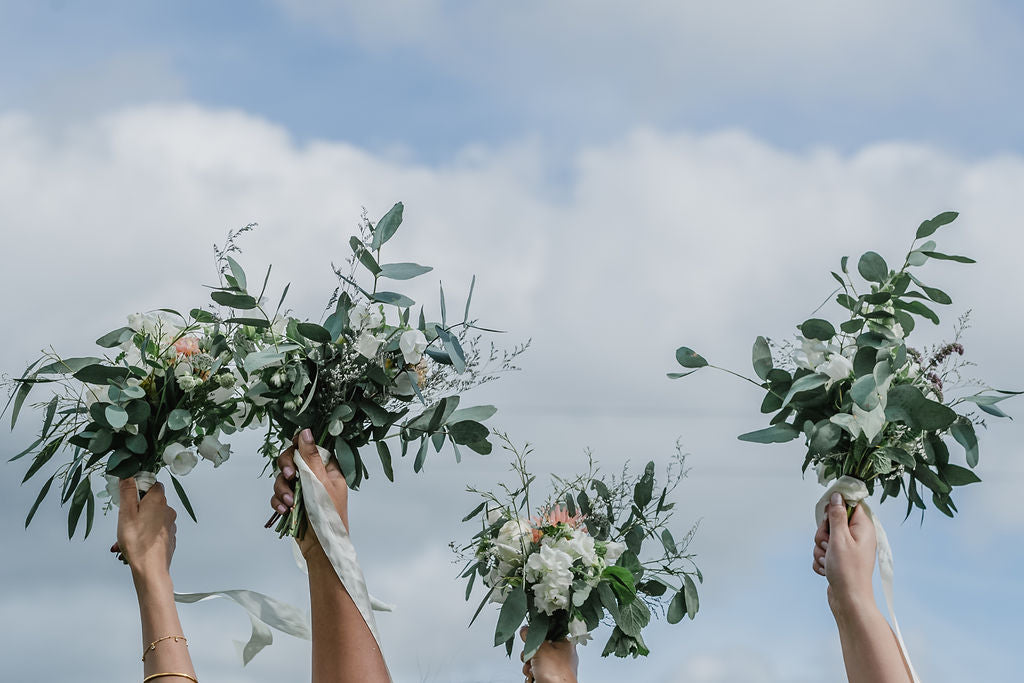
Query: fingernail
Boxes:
[
  {"xmin": 283, "ymin": 466, "xmax": 294, "ymax": 479},
  {"xmin": 301, "ymin": 429, "xmax": 314, "ymax": 444},
  {"xmin": 283, "ymin": 493, "xmax": 294, "ymax": 506},
  {"xmin": 830, "ymin": 493, "xmax": 843, "ymax": 506},
  {"xmin": 276, "ymin": 504, "xmax": 287, "ymax": 514},
  {"xmin": 820, "ymin": 541, "xmax": 828, "ymax": 551}
]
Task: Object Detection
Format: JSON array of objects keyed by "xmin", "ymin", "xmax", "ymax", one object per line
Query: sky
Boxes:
[{"xmin": 1, "ymin": 2, "xmax": 1023, "ymax": 682}]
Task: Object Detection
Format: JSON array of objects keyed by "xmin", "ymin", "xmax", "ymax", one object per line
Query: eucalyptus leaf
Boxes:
[
  {"xmin": 675, "ymin": 347, "xmax": 708, "ymax": 369},
  {"xmin": 378, "ymin": 262, "xmax": 433, "ymax": 280}
]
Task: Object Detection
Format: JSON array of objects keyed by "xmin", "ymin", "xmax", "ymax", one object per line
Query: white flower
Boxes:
[
  {"xmin": 348, "ymin": 304, "xmax": 384, "ymax": 332},
  {"xmin": 197, "ymin": 436, "xmax": 231, "ymax": 467},
  {"xmin": 399, "ymin": 329, "xmax": 428, "ymax": 365},
  {"xmin": 82, "ymin": 385, "xmax": 108, "ymax": 409},
  {"xmin": 603, "ymin": 541, "xmax": 627, "ymax": 564},
  {"xmin": 525, "ymin": 544, "xmax": 573, "ymax": 583},
  {"xmin": 560, "ymin": 533, "xmax": 598, "ymax": 568},
  {"xmin": 127, "ymin": 313, "xmax": 146, "ymax": 331},
  {"xmin": 177, "ymin": 374, "xmax": 199, "ymax": 392},
  {"xmin": 104, "ymin": 475, "xmax": 121, "ymax": 507},
  {"xmin": 392, "ymin": 371, "xmax": 414, "ymax": 396},
  {"xmin": 161, "ymin": 442, "xmax": 198, "ymax": 476},
  {"xmin": 525, "ymin": 545, "xmax": 574, "ymax": 615},
  {"xmin": 830, "ymin": 402, "xmax": 887, "ymax": 443},
  {"xmin": 567, "ymin": 618, "xmax": 593, "ymax": 646},
  {"xmin": 816, "ymin": 353, "xmax": 854, "ymax": 388},
  {"xmin": 355, "ymin": 331, "xmax": 384, "ymax": 359},
  {"xmin": 793, "ymin": 336, "xmax": 830, "ymax": 371},
  {"xmin": 495, "ymin": 519, "xmax": 534, "ymax": 563},
  {"xmin": 486, "ymin": 506, "xmax": 506, "ymax": 526},
  {"xmin": 270, "ymin": 316, "xmax": 290, "ymax": 339},
  {"xmin": 815, "ymin": 462, "xmax": 833, "ymax": 487}
]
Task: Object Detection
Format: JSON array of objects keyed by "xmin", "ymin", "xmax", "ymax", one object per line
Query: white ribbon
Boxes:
[
  {"xmin": 816, "ymin": 476, "xmax": 920, "ymax": 683},
  {"xmin": 293, "ymin": 445, "xmax": 393, "ymax": 680}
]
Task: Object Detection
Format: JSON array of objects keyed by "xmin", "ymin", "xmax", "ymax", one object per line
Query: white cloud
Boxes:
[{"xmin": 2, "ymin": 104, "xmax": 1023, "ymax": 682}]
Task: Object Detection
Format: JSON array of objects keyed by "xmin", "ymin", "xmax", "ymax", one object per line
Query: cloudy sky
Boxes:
[{"xmin": 2, "ymin": 2, "xmax": 1024, "ymax": 682}]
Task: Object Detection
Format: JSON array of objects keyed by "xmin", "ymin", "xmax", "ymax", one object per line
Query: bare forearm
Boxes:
[
  {"xmin": 307, "ymin": 549, "xmax": 389, "ymax": 683},
  {"xmin": 831, "ymin": 594, "xmax": 912, "ymax": 683},
  {"xmin": 134, "ymin": 570, "xmax": 196, "ymax": 681}
]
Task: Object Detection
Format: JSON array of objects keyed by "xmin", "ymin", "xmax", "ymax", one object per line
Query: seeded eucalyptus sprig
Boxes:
[{"xmin": 671, "ymin": 211, "xmax": 1020, "ymax": 518}]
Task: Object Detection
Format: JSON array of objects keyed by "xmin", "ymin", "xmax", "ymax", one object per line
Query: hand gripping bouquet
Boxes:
[
  {"xmin": 457, "ymin": 437, "xmax": 701, "ymax": 662},
  {"xmin": 212, "ymin": 203, "xmax": 527, "ymax": 539},
  {"xmin": 672, "ymin": 211, "xmax": 1018, "ymax": 519},
  {"xmin": 6, "ymin": 310, "xmax": 244, "ymax": 537}
]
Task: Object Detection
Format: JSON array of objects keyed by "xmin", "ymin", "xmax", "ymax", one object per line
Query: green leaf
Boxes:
[
  {"xmin": 614, "ymin": 597, "xmax": 651, "ymax": 638},
  {"xmin": 462, "ymin": 501, "xmax": 487, "ymax": 522},
  {"xmin": 893, "ymin": 299, "xmax": 940, "ymax": 325},
  {"xmin": 919, "ymin": 251, "xmax": 976, "ymax": 264},
  {"xmin": 752, "ymin": 336, "xmax": 773, "ymax": 380},
  {"xmin": 667, "ymin": 370, "xmax": 698, "ymax": 380},
  {"xmin": 941, "ymin": 464, "xmax": 981, "ymax": 486},
  {"xmin": 884, "ymin": 384, "xmax": 957, "ymax": 431},
  {"xmin": 800, "ymin": 318, "xmax": 836, "ymax": 341},
  {"xmin": 225, "ymin": 255, "xmax": 248, "ymax": 290},
  {"xmin": 376, "ymin": 441, "xmax": 394, "ymax": 482},
  {"xmin": 67, "ymin": 476, "xmax": 91, "ymax": 539},
  {"xmin": 25, "ymin": 475, "xmax": 55, "ymax": 528},
  {"xmin": 296, "ymin": 322, "xmax": 333, "ymax": 343},
  {"xmin": 463, "ymin": 274, "xmax": 476, "ymax": 323},
  {"xmin": 190, "ymin": 308, "xmax": 218, "ymax": 323},
  {"xmin": 809, "ymin": 421, "xmax": 842, "ymax": 455},
  {"xmin": 166, "ymin": 409, "xmax": 191, "ymax": 431},
  {"xmin": 683, "ymin": 574, "xmax": 700, "ymax": 619},
  {"xmin": 225, "ymin": 317, "xmax": 270, "ymax": 329},
  {"xmin": 350, "ymin": 236, "xmax": 381, "ymax": 275},
  {"xmin": 522, "ymin": 608, "xmax": 550, "ymax": 661},
  {"xmin": 372, "ymin": 291, "xmax": 415, "ymax": 308},
  {"xmin": 916, "ymin": 283, "xmax": 952, "ymax": 305},
  {"xmin": 22, "ymin": 437, "xmax": 64, "ymax": 483},
  {"xmin": 105, "ymin": 405, "xmax": 129, "ymax": 430},
  {"xmin": 667, "ymin": 590, "xmax": 687, "ymax": 624},
  {"xmin": 661, "ymin": 528, "xmax": 677, "ymax": 554},
  {"xmin": 447, "ymin": 405, "xmax": 497, "ymax": 424},
  {"xmin": 413, "ymin": 437, "xmax": 429, "ymax": 473},
  {"xmin": 125, "ymin": 433, "xmax": 148, "ymax": 454},
  {"xmin": 675, "ymin": 347, "xmax": 708, "ymax": 369},
  {"xmin": 914, "ymin": 464, "xmax": 951, "ymax": 495},
  {"xmin": 73, "ymin": 364, "xmax": 131, "ymax": 385},
  {"xmin": 95, "ymin": 327, "xmax": 134, "ymax": 348},
  {"xmin": 448, "ymin": 420, "xmax": 489, "ymax": 445},
  {"xmin": 334, "ymin": 438, "xmax": 358, "ymax": 486},
  {"xmin": 916, "ymin": 211, "xmax": 958, "ymax": 239},
  {"xmin": 35, "ymin": 356, "xmax": 104, "ymax": 375},
  {"xmin": 879, "ymin": 446, "xmax": 916, "ymax": 468},
  {"xmin": 494, "ymin": 585, "xmax": 527, "ymax": 646},
  {"xmin": 950, "ymin": 418, "xmax": 979, "ymax": 467},
  {"xmin": 370, "ymin": 202, "xmax": 404, "ymax": 249},
  {"xmin": 378, "ymin": 262, "xmax": 433, "ymax": 280},
  {"xmin": 435, "ymin": 325, "xmax": 467, "ymax": 373},
  {"xmin": 170, "ymin": 474, "xmax": 198, "ymax": 523},
  {"xmin": 780, "ymin": 373, "xmax": 829, "ymax": 409},
  {"xmin": 738, "ymin": 423, "xmax": 800, "ymax": 444},
  {"xmin": 858, "ymin": 251, "xmax": 889, "ymax": 283},
  {"xmin": 211, "ymin": 291, "xmax": 258, "ymax": 309},
  {"xmin": 633, "ymin": 462, "xmax": 655, "ymax": 508}
]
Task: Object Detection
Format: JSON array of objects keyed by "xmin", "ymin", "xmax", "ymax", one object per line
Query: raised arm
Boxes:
[
  {"xmin": 271, "ymin": 429, "xmax": 389, "ymax": 683},
  {"xmin": 113, "ymin": 478, "xmax": 197, "ymax": 683},
  {"xmin": 519, "ymin": 626, "xmax": 579, "ymax": 683},
  {"xmin": 813, "ymin": 492, "xmax": 912, "ymax": 683}
]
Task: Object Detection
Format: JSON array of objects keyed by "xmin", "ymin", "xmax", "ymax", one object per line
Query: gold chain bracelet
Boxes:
[
  {"xmin": 142, "ymin": 673, "xmax": 198, "ymax": 683},
  {"xmin": 141, "ymin": 635, "xmax": 188, "ymax": 662}
]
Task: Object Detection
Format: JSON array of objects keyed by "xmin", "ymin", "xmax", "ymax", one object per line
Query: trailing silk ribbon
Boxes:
[
  {"xmin": 816, "ymin": 476, "xmax": 920, "ymax": 683},
  {"xmin": 131, "ymin": 466, "xmax": 393, "ymax": 667}
]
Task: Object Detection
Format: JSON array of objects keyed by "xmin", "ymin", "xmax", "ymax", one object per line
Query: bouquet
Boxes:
[
  {"xmin": 208, "ymin": 204, "xmax": 526, "ymax": 539},
  {"xmin": 671, "ymin": 211, "xmax": 1019, "ymax": 518},
  {"xmin": 456, "ymin": 437, "xmax": 701, "ymax": 661},
  {"xmin": 6, "ymin": 310, "xmax": 244, "ymax": 537}
]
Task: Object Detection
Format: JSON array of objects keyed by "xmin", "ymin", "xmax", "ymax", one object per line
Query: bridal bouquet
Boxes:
[
  {"xmin": 6, "ymin": 311, "xmax": 244, "ymax": 537},
  {"xmin": 457, "ymin": 437, "xmax": 700, "ymax": 661},
  {"xmin": 210, "ymin": 204, "xmax": 526, "ymax": 539},
  {"xmin": 672, "ymin": 211, "xmax": 1019, "ymax": 517}
]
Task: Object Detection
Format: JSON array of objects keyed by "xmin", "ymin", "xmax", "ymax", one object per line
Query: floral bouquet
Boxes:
[
  {"xmin": 456, "ymin": 437, "xmax": 701, "ymax": 661},
  {"xmin": 5, "ymin": 310, "xmax": 244, "ymax": 538},
  {"xmin": 207, "ymin": 204, "xmax": 526, "ymax": 539},
  {"xmin": 671, "ymin": 211, "xmax": 1019, "ymax": 518}
]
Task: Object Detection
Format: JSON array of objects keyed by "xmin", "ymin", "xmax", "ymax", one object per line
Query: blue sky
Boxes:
[{"xmin": 2, "ymin": 2, "xmax": 1024, "ymax": 682}]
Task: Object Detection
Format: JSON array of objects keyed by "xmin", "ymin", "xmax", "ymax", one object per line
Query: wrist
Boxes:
[
  {"xmin": 131, "ymin": 565, "xmax": 173, "ymax": 597},
  {"xmin": 828, "ymin": 587, "xmax": 880, "ymax": 626}
]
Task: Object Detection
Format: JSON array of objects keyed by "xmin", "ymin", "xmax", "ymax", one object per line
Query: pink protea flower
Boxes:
[
  {"xmin": 533, "ymin": 504, "xmax": 586, "ymax": 531},
  {"xmin": 174, "ymin": 336, "xmax": 201, "ymax": 357}
]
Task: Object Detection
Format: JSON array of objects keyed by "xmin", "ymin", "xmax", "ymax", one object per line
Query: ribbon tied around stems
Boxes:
[{"xmin": 815, "ymin": 476, "xmax": 920, "ymax": 683}]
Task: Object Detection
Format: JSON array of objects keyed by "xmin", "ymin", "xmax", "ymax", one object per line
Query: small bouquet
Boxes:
[
  {"xmin": 456, "ymin": 437, "xmax": 701, "ymax": 661},
  {"xmin": 207, "ymin": 204, "xmax": 526, "ymax": 539},
  {"xmin": 6, "ymin": 310, "xmax": 244, "ymax": 537},
  {"xmin": 671, "ymin": 211, "xmax": 1019, "ymax": 518}
]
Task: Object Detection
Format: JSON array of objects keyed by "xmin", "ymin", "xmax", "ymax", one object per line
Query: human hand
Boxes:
[
  {"xmin": 519, "ymin": 627, "xmax": 579, "ymax": 683},
  {"xmin": 270, "ymin": 428, "xmax": 350, "ymax": 560},
  {"xmin": 111, "ymin": 479, "xmax": 177, "ymax": 583},
  {"xmin": 813, "ymin": 492, "xmax": 877, "ymax": 613}
]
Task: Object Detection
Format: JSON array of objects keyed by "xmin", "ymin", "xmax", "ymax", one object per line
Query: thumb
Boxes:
[
  {"xmin": 826, "ymin": 492, "xmax": 851, "ymax": 538},
  {"xmin": 118, "ymin": 477, "xmax": 140, "ymax": 514}
]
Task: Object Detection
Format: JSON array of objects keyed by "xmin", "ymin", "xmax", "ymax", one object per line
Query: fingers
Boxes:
[
  {"xmin": 295, "ymin": 429, "xmax": 328, "ymax": 478},
  {"xmin": 826, "ymin": 492, "xmax": 850, "ymax": 539},
  {"xmin": 847, "ymin": 502, "xmax": 872, "ymax": 538},
  {"xmin": 520, "ymin": 626, "xmax": 529, "ymax": 642},
  {"xmin": 118, "ymin": 478, "xmax": 140, "ymax": 516},
  {"xmin": 277, "ymin": 447, "xmax": 297, "ymax": 481},
  {"xmin": 814, "ymin": 515, "xmax": 830, "ymax": 545},
  {"xmin": 272, "ymin": 473, "xmax": 295, "ymax": 514},
  {"xmin": 813, "ymin": 543, "xmax": 827, "ymax": 576}
]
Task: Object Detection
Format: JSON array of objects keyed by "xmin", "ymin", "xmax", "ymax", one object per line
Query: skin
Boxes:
[
  {"xmin": 813, "ymin": 492, "xmax": 914, "ymax": 683},
  {"xmin": 271, "ymin": 428, "xmax": 389, "ymax": 683},
  {"xmin": 519, "ymin": 627, "xmax": 579, "ymax": 683},
  {"xmin": 111, "ymin": 479, "xmax": 197, "ymax": 682}
]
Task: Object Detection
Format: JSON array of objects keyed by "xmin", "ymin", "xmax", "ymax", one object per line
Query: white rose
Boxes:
[
  {"xmin": 197, "ymin": 436, "xmax": 231, "ymax": 467},
  {"xmin": 348, "ymin": 304, "xmax": 384, "ymax": 332},
  {"xmin": 495, "ymin": 519, "xmax": 534, "ymax": 563},
  {"xmin": 355, "ymin": 331, "xmax": 384, "ymax": 359},
  {"xmin": 567, "ymin": 617, "xmax": 593, "ymax": 646},
  {"xmin": 486, "ymin": 506, "xmax": 505, "ymax": 526},
  {"xmin": 161, "ymin": 442, "xmax": 198, "ymax": 476},
  {"xmin": 603, "ymin": 541, "xmax": 626, "ymax": 564},
  {"xmin": 816, "ymin": 353, "xmax": 853, "ymax": 388},
  {"xmin": 399, "ymin": 329, "xmax": 428, "ymax": 365}
]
